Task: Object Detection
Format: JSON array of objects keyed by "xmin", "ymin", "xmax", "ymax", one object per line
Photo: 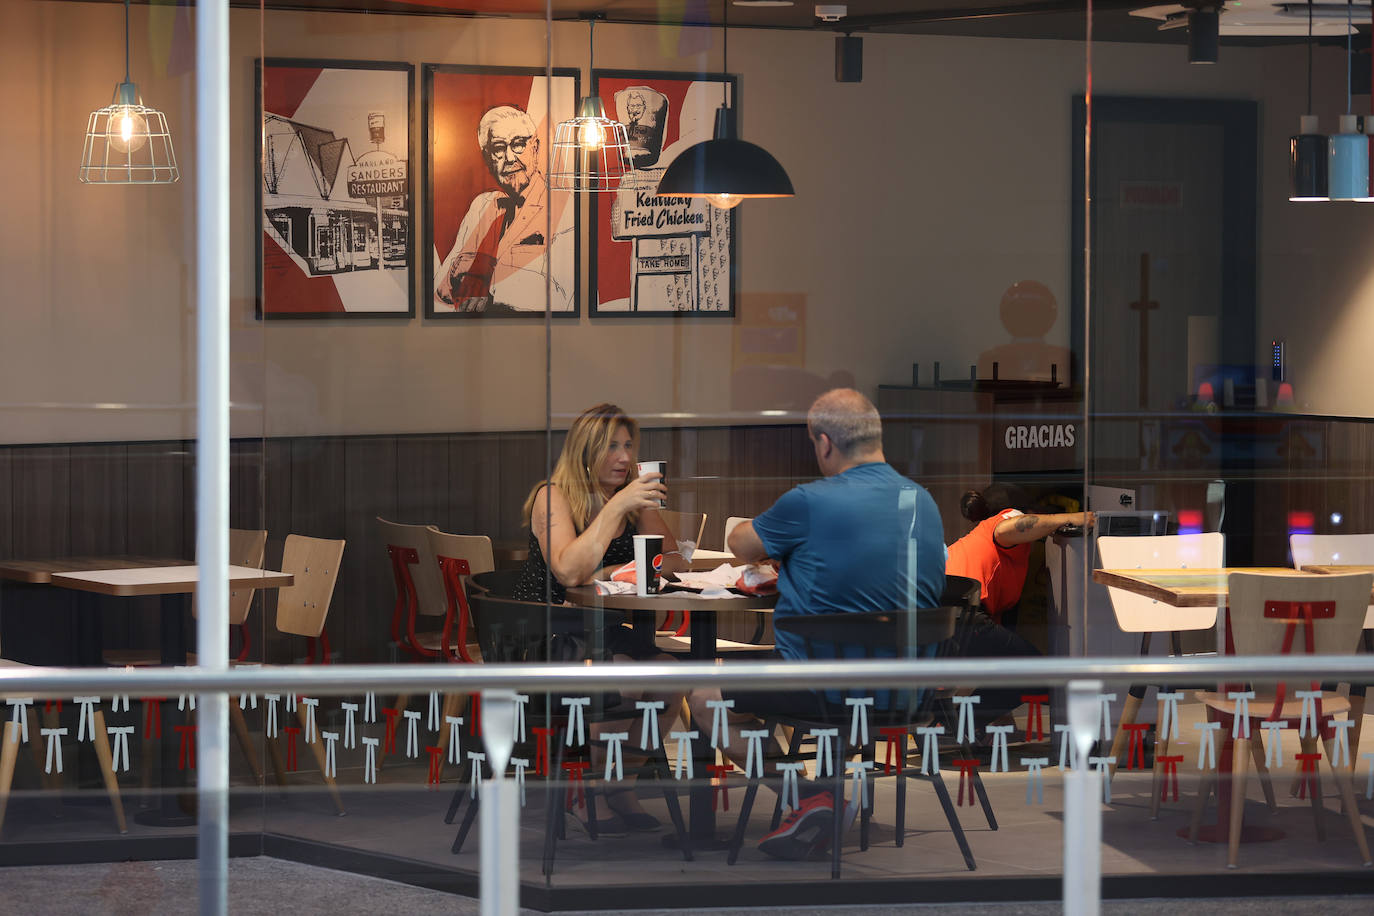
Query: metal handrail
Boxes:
[{"xmin": 1, "ymin": 654, "xmax": 1371, "ymax": 696}]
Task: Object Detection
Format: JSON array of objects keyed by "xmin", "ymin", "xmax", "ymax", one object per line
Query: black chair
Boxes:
[
  {"xmin": 447, "ymin": 590, "xmax": 691, "ymax": 878},
  {"xmin": 468, "ymin": 568, "xmax": 523, "ymax": 598},
  {"xmin": 725, "ymin": 607, "xmax": 977, "ymax": 878}
]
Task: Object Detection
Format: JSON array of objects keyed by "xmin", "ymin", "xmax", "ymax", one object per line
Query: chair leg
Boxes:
[
  {"xmin": 0, "ymin": 721, "xmax": 19, "ymax": 834},
  {"xmin": 830, "ymin": 732, "xmax": 845, "ymax": 880},
  {"xmin": 90, "ymin": 711, "xmax": 127, "ymax": 834},
  {"xmin": 435, "ymin": 693, "xmax": 466, "ymax": 784},
  {"xmin": 296, "ymin": 709, "xmax": 345, "ymax": 816},
  {"xmin": 1291, "ymin": 734, "xmax": 1319, "ymax": 796},
  {"xmin": 444, "ymin": 778, "xmax": 468, "ymax": 825},
  {"xmin": 648, "ymin": 742, "xmax": 691, "ymax": 862},
  {"xmin": 893, "ymin": 733, "xmax": 908, "ymax": 848},
  {"xmin": 963, "ymin": 743, "xmax": 998, "ymax": 831},
  {"xmin": 926, "ymin": 772, "xmax": 976, "ymax": 871},
  {"xmin": 1227, "ymin": 737, "xmax": 1249, "ymax": 869},
  {"xmin": 726, "ymin": 777, "xmax": 760, "ymax": 865},
  {"xmin": 1348, "ymin": 691, "xmax": 1366, "ymax": 770},
  {"xmin": 1150, "ymin": 696, "xmax": 1170, "ymax": 820},
  {"xmin": 229, "ymin": 704, "xmax": 264, "ymax": 785},
  {"xmin": 451, "ymin": 782, "xmax": 480, "ymax": 854},
  {"xmin": 1249, "ymin": 733, "xmax": 1277, "ymax": 812},
  {"xmin": 543, "ymin": 726, "xmax": 568, "ymax": 882},
  {"xmin": 1188, "ymin": 767, "xmax": 1216, "ymax": 844},
  {"xmin": 1323, "ymin": 736, "xmax": 1373, "ymax": 865},
  {"xmin": 1308, "ymin": 750, "xmax": 1326, "ymax": 843},
  {"xmin": 1108, "ymin": 691, "xmax": 1145, "ymax": 780}
]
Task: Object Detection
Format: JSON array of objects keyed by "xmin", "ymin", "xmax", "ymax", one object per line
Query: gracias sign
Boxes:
[{"xmin": 993, "ymin": 419, "xmax": 1081, "ymax": 473}]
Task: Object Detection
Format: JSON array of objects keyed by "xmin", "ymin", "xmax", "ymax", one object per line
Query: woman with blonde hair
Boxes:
[
  {"xmin": 511, "ymin": 403, "xmax": 685, "ymax": 834},
  {"xmin": 513, "ymin": 402, "xmax": 683, "ymax": 609}
]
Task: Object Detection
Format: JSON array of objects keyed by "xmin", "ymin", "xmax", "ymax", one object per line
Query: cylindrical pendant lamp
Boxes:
[
  {"xmin": 1290, "ymin": 115, "xmax": 1329, "ymax": 201},
  {"xmin": 1329, "ymin": 114, "xmax": 1369, "ymax": 199}
]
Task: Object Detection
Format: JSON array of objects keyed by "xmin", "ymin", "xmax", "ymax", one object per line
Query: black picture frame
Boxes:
[
  {"xmin": 255, "ymin": 58, "xmax": 416, "ymax": 320},
  {"xmin": 422, "ymin": 64, "xmax": 582, "ymax": 319},
  {"xmin": 589, "ymin": 69, "xmax": 739, "ymax": 319}
]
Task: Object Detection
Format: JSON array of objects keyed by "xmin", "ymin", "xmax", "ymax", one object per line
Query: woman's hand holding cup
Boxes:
[{"xmin": 609, "ymin": 470, "xmax": 666, "ymax": 516}]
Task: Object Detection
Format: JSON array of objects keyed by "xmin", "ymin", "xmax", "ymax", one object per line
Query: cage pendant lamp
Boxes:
[
  {"xmin": 550, "ymin": 17, "xmax": 636, "ymax": 193},
  {"xmin": 1289, "ymin": 0, "xmax": 1327, "ymax": 201},
  {"xmin": 656, "ymin": 2, "xmax": 793, "ymax": 209},
  {"xmin": 79, "ymin": 0, "xmax": 178, "ymax": 185}
]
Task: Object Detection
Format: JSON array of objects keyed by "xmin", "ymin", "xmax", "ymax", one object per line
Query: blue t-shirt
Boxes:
[{"xmin": 752, "ymin": 462, "xmax": 947, "ymax": 662}]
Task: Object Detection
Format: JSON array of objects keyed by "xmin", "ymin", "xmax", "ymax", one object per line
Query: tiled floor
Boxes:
[{"xmin": 2, "ymin": 698, "xmax": 1371, "ymax": 907}]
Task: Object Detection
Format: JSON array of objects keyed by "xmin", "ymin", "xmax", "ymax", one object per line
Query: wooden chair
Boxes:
[
  {"xmin": 0, "ymin": 655, "xmax": 127, "ymax": 836},
  {"xmin": 1189, "ymin": 571, "xmax": 1372, "ymax": 868},
  {"xmin": 1097, "ymin": 533, "xmax": 1223, "ymax": 802},
  {"xmin": 101, "ymin": 529, "xmax": 269, "ymax": 789},
  {"xmin": 727, "ymin": 607, "xmax": 976, "ymax": 877},
  {"xmin": 270, "ymin": 534, "xmax": 347, "ymax": 815},
  {"xmin": 428, "ymin": 529, "xmax": 495, "ymax": 775},
  {"xmin": 723, "ymin": 516, "xmax": 751, "ymax": 550},
  {"xmin": 659, "ymin": 510, "xmax": 707, "ymax": 561},
  {"xmin": 376, "ymin": 517, "xmax": 451, "ymax": 661},
  {"xmin": 1290, "ymin": 532, "xmax": 1374, "ymax": 756}
]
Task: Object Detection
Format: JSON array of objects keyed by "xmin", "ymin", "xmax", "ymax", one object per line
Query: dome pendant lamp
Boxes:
[
  {"xmin": 1328, "ymin": 0, "xmax": 1368, "ymax": 199},
  {"xmin": 1289, "ymin": 0, "xmax": 1328, "ymax": 201},
  {"xmin": 550, "ymin": 16, "xmax": 637, "ymax": 193},
  {"xmin": 79, "ymin": 0, "xmax": 179, "ymax": 185},
  {"xmin": 656, "ymin": 1, "xmax": 793, "ymax": 209}
]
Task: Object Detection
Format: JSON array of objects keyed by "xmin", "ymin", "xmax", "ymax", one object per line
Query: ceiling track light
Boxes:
[
  {"xmin": 656, "ymin": 0, "xmax": 794, "ymax": 209},
  {"xmin": 78, "ymin": 0, "xmax": 178, "ymax": 185}
]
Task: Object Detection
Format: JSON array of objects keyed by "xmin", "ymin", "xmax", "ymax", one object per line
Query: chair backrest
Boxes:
[
  {"xmin": 659, "ymin": 510, "xmax": 706, "ymax": 560},
  {"xmin": 1097, "ymin": 533, "xmax": 1224, "ymax": 633},
  {"xmin": 1290, "ymin": 533, "xmax": 1374, "ymax": 568},
  {"xmin": 723, "ymin": 516, "xmax": 751, "ymax": 550},
  {"xmin": 940, "ymin": 574, "xmax": 980, "ymax": 610},
  {"xmin": 376, "ymin": 517, "xmax": 447, "ymax": 618},
  {"xmin": 1289, "ymin": 533, "xmax": 1374, "ymax": 628},
  {"xmin": 192, "ymin": 528, "xmax": 268, "ymax": 625},
  {"xmin": 1226, "ymin": 572, "xmax": 1371, "ymax": 696},
  {"xmin": 428, "ymin": 530, "xmax": 495, "ymax": 661},
  {"xmin": 773, "ymin": 607, "xmax": 960, "ymax": 714},
  {"xmin": 275, "ymin": 535, "xmax": 346, "ymax": 637}
]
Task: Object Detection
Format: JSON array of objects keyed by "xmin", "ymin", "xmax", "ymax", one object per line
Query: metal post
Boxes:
[
  {"xmin": 480, "ymin": 689, "xmax": 519, "ymax": 916},
  {"xmin": 1064, "ymin": 679, "xmax": 1103, "ymax": 916},
  {"xmin": 195, "ymin": 0, "xmax": 231, "ymax": 910}
]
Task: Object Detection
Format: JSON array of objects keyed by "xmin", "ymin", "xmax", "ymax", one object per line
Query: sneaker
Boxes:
[{"xmin": 757, "ymin": 791, "xmax": 834, "ymax": 860}]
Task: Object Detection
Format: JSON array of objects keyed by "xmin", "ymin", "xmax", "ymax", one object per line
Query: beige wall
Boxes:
[{"xmin": 5, "ymin": 0, "xmax": 1367, "ymax": 445}]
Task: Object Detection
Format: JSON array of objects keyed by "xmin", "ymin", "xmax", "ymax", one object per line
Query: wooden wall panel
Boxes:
[
  {"xmin": 396, "ymin": 436, "xmax": 451, "ymax": 532},
  {"xmin": 230, "ymin": 439, "xmax": 266, "ymax": 533},
  {"xmin": 72, "ymin": 444, "xmax": 130, "ymax": 656},
  {"xmin": 450, "ymin": 434, "xmax": 501, "ymax": 540},
  {"xmin": 339, "ymin": 439, "xmax": 398, "ymax": 664},
  {"xmin": 7, "ymin": 447, "xmax": 72, "ymax": 663},
  {"xmin": 497, "ymin": 432, "xmax": 546, "ymax": 543}
]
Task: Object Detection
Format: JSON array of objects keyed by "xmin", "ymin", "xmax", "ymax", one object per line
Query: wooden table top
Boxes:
[
  {"xmin": 0, "ymin": 555, "xmax": 188, "ymax": 584},
  {"xmin": 49, "ymin": 565, "xmax": 293, "ymax": 597},
  {"xmin": 1303, "ymin": 564, "xmax": 1374, "ymax": 576},
  {"xmin": 1091, "ymin": 567, "xmax": 1360, "ymax": 607},
  {"xmin": 565, "ymin": 584, "xmax": 775, "ymax": 613}
]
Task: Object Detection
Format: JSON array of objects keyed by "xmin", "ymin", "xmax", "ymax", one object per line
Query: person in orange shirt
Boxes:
[{"xmin": 947, "ymin": 483, "xmax": 1094, "ymax": 623}]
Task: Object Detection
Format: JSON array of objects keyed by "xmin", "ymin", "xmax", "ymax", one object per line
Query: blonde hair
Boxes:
[{"xmin": 523, "ymin": 403, "xmax": 640, "ymax": 533}]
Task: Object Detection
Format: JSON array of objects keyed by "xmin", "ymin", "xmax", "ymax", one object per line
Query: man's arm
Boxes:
[
  {"xmin": 727, "ymin": 520, "xmax": 769, "ymax": 564},
  {"xmin": 992, "ymin": 511, "xmax": 1094, "ymax": 548}
]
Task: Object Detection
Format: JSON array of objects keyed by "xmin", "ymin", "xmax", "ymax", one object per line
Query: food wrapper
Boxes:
[{"xmin": 734, "ymin": 563, "xmax": 778, "ymax": 596}]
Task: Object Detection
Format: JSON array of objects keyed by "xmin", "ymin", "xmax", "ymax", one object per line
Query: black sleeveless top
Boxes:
[{"xmin": 512, "ymin": 519, "xmax": 638, "ymax": 604}]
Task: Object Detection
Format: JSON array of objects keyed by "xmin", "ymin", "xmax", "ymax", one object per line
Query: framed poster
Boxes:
[
  {"xmin": 590, "ymin": 70, "xmax": 737, "ymax": 317},
  {"xmin": 256, "ymin": 59, "xmax": 414, "ymax": 319},
  {"xmin": 424, "ymin": 65, "xmax": 580, "ymax": 318}
]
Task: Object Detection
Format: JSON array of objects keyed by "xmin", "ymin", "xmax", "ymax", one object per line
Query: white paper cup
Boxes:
[
  {"xmin": 636, "ymin": 460, "xmax": 667, "ymax": 508},
  {"xmin": 633, "ymin": 534, "xmax": 663, "ymax": 597}
]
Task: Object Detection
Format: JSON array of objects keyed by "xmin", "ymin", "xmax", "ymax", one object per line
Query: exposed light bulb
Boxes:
[
  {"xmin": 580, "ymin": 120, "xmax": 604, "ymax": 151},
  {"xmin": 107, "ymin": 106, "xmax": 148, "ymax": 154},
  {"xmin": 708, "ymin": 192, "xmax": 742, "ymax": 210}
]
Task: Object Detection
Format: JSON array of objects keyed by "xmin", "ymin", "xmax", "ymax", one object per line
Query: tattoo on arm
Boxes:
[{"xmin": 1013, "ymin": 515, "xmax": 1040, "ymax": 533}]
